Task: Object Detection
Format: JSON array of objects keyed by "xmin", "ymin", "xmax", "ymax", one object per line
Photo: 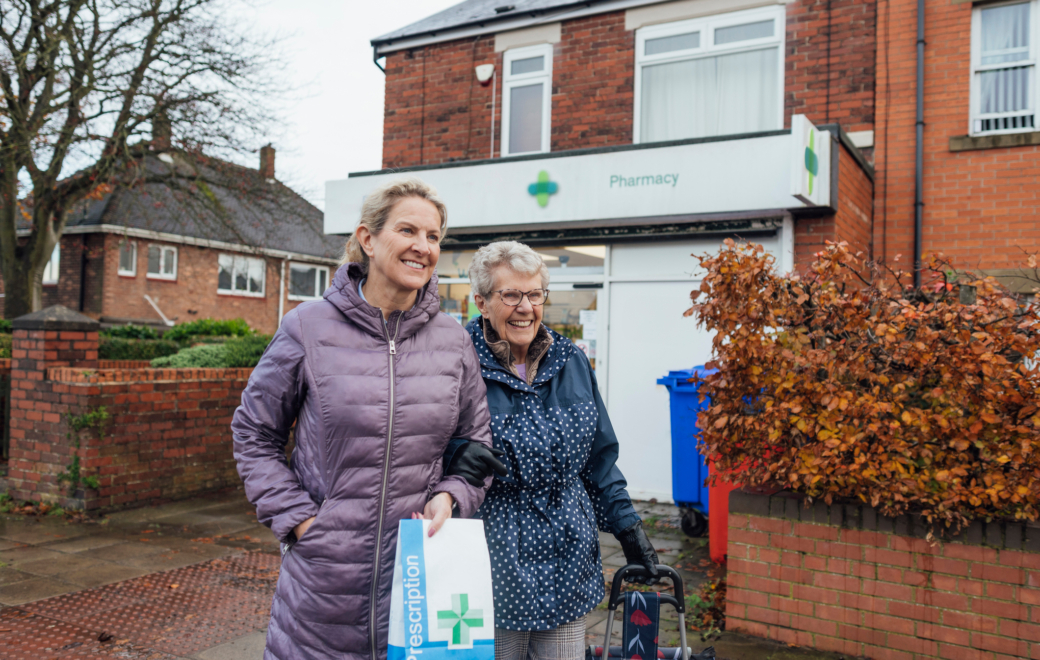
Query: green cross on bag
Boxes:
[{"xmin": 437, "ymin": 593, "xmax": 485, "ymax": 645}]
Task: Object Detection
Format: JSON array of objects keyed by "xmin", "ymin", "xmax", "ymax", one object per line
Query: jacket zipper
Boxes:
[{"xmin": 371, "ymin": 314, "xmax": 401, "ymax": 660}]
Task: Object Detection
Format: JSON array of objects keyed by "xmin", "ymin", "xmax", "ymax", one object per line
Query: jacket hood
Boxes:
[
  {"xmin": 466, "ymin": 316, "xmax": 577, "ymax": 393},
  {"xmin": 324, "ymin": 263, "xmax": 442, "ymax": 341}
]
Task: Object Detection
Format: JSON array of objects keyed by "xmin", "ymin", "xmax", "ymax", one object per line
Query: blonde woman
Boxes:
[{"xmin": 233, "ymin": 178, "xmax": 496, "ymax": 660}]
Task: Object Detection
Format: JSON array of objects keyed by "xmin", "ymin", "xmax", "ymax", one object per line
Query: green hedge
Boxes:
[
  {"xmin": 0, "ymin": 334, "xmax": 11, "ymax": 359},
  {"xmin": 223, "ymin": 335, "xmax": 272, "ymax": 368},
  {"xmin": 0, "ymin": 319, "xmax": 11, "ymax": 334},
  {"xmin": 99, "ymin": 337, "xmax": 180, "ymax": 361},
  {"xmin": 100, "ymin": 324, "xmax": 160, "ymax": 340},
  {"xmin": 151, "ymin": 344, "xmax": 228, "ymax": 368},
  {"xmin": 150, "ymin": 334, "xmax": 272, "ymax": 369},
  {"xmin": 164, "ymin": 318, "xmax": 253, "ymax": 343}
]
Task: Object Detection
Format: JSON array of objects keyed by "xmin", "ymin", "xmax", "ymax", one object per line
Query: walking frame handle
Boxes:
[{"xmin": 601, "ymin": 564, "xmax": 690, "ymax": 660}]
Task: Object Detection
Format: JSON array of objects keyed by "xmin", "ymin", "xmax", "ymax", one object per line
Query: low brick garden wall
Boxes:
[
  {"xmin": 4, "ymin": 307, "xmax": 254, "ymax": 510},
  {"xmin": 727, "ymin": 490, "xmax": 1040, "ymax": 660}
]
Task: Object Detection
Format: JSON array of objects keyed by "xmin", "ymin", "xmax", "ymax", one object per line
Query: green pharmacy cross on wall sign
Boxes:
[
  {"xmin": 528, "ymin": 170, "xmax": 559, "ymax": 207},
  {"xmin": 437, "ymin": 593, "xmax": 485, "ymax": 646},
  {"xmin": 790, "ymin": 114, "xmax": 830, "ymax": 207}
]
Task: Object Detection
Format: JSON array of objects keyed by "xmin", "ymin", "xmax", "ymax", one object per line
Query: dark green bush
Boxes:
[
  {"xmin": 223, "ymin": 334, "xmax": 272, "ymax": 368},
  {"xmin": 0, "ymin": 334, "xmax": 11, "ymax": 358},
  {"xmin": 100, "ymin": 324, "xmax": 160, "ymax": 340},
  {"xmin": 0, "ymin": 319, "xmax": 11, "ymax": 334},
  {"xmin": 99, "ymin": 337, "xmax": 180, "ymax": 361},
  {"xmin": 148, "ymin": 334, "xmax": 272, "ymax": 369},
  {"xmin": 150, "ymin": 344, "xmax": 227, "ymax": 368},
  {"xmin": 164, "ymin": 318, "xmax": 253, "ymax": 343}
]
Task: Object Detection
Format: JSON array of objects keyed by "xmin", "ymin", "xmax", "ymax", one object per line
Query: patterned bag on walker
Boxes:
[{"xmin": 389, "ymin": 519, "xmax": 495, "ymax": 659}]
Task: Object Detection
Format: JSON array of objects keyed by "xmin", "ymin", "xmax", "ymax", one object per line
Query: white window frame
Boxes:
[
  {"xmin": 146, "ymin": 244, "xmax": 177, "ymax": 281},
  {"xmin": 632, "ymin": 5, "xmax": 786, "ymax": 144},
  {"xmin": 501, "ymin": 43, "xmax": 554, "ymax": 156},
  {"xmin": 287, "ymin": 262, "xmax": 330, "ymax": 301},
  {"xmin": 969, "ymin": 0, "xmax": 1038, "ymax": 136},
  {"xmin": 118, "ymin": 240, "xmax": 137, "ymax": 276},
  {"xmin": 42, "ymin": 243, "xmax": 60, "ymax": 285},
  {"xmin": 217, "ymin": 253, "xmax": 266, "ymax": 298}
]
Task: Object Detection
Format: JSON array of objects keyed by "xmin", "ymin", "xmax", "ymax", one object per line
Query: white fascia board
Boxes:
[
  {"xmin": 27, "ymin": 224, "xmax": 340, "ymax": 266},
  {"xmin": 374, "ymin": 0, "xmax": 669, "ymax": 55}
]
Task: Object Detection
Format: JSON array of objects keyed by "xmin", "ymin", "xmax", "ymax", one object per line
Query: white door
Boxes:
[{"xmin": 605, "ymin": 237, "xmax": 779, "ymax": 502}]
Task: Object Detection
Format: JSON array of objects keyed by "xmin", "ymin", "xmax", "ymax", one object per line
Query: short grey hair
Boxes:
[{"xmin": 468, "ymin": 241, "xmax": 550, "ymax": 298}]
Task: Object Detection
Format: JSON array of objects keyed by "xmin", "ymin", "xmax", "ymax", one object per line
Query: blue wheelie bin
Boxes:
[{"xmin": 657, "ymin": 366, "xmax": 717, "ymax": 537}]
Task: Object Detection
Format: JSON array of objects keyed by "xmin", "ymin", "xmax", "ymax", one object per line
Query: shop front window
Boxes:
[{"xmin": 542, "ymin": 287, "xmax": 599, "ymax": 370}]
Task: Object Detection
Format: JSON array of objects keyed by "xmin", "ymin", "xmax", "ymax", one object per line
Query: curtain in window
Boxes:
[
  {"xmin": 978, "ymin": 3, "xmax": 1033, "ymax": 116},
  {"xmin": 509, "ymin": 83, "xmax": 544, "ymax": 153},
  {"xmin": 640, "ymin": 47, "xmax": 779, "ymax": 142}
]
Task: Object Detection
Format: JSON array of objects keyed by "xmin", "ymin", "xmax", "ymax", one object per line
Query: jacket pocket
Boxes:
[{"xmin": 288, "ymin": 497, "xmax": 328, "ymax": 556}]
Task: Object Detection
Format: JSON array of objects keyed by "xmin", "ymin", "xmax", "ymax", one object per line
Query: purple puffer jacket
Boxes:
[{"xmin": 232, "ymin": 263, "xmax": 492, "ymax": 660}]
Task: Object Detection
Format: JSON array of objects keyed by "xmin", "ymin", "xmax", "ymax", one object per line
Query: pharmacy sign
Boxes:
[{"xmin": 790, "ymin": 114, "xmax": 831, "ymax": 207}]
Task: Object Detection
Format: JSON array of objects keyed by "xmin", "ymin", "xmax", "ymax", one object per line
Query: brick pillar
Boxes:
[{"xmin": 7, "ymin": 305, "xmax": 100, "ymax": 507}]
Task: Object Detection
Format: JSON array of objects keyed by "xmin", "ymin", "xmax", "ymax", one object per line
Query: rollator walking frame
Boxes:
[{"xmin": 598, "ymin": 563, "xmax": 706, "ymax": 660}]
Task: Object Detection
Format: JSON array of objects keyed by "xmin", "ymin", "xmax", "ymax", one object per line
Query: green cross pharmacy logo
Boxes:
[
  {"xmin": 527, "ymin": 170, "xmax": 559, "ymax": 207},
  {"xmin": 437, "ymin": 593, "xmax": 485, "ymax": 646},
  {"xmin": 804, "ymin": 129, "xmax": 819, "ymax": 196}
]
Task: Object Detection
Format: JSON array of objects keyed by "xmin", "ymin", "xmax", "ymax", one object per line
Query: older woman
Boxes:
[
  {"xmin": 233, "ymin": 178, "xmax": 494, "ymax": 660},
  {"xmin": 446, "ymin": 241, "xmax": 659, "ymax": 660}
]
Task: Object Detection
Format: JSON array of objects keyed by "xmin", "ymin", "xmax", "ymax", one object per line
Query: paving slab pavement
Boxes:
[{"xmin": 0, "ymin": 491, "xmax": 843, "ymax": 659}]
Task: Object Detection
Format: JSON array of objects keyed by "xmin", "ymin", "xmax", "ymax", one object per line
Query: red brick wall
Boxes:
[
  {"xmin": 786, "ymin": 0, "xmax": 877, "ymax": 134},
  {"xmin": 381, "ymin": 1, "xmax": 878, "ymax": 168},
  {"xmin": 728, "ymin": 491, "xmax": 1040, "ymax": 660},
  {"xmin": 5, "ymin": 326, "xmax": 252, "ymax": 510},
  {"xmin": 552, "ymin": 12, "xmax": 635, "ymax": 151},
  {"xmin": 795, "ymin": 138, "xmax": 875, "ymax": 269},
  {"xmin": 873, "ymin": 0, "xmax": 1040, "ymax": 271}
]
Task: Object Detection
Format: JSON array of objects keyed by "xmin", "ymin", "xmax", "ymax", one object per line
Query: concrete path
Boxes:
[{"xmin": 0, "ymin": 491, "xmax": 842, "ymax": 659}]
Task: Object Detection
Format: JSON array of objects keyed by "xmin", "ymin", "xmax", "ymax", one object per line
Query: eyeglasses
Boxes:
[{"xmin": 494, "ymin": 288, "xmax": 549, "ymax": 306}]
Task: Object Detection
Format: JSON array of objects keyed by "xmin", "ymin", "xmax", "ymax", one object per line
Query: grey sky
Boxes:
[{"xmin": 249, "ymin": 0, "xmax": 460, "ymax": 209}]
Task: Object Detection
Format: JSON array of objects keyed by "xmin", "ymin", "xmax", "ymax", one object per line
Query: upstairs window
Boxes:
[
  {"xmin": 971, "ymin": 0, "xmax": 1037, "ymax": 135},
  {"xmin": 118, "ymin": 240, "xmax": 137, "ymax": 276},
  {"xmin": 147, "ymin": 245, "xmax": 177, "ymax": 280},
  {"xmin": 288, "ymin": 263, "xmax": 329, "ymax": 301},
  {"xmin": 634, "ymin": 6, "xmax": 784, "ymax": 143},
  {"xmin": 218, "ymin": 254, "xmax": 265, "ymax": 297},
  {"xmin": 502, "ymin": 44, "xmax": 553, "ymax": 156},
  {"xmin": 43, "ymin": 244, "xmax": 60, "ymax": 285}
]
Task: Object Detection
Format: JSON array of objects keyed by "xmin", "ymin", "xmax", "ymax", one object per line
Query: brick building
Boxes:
[
  {"xmin": 323, "ymin": 0, "xmax": 1037, "ymax": 500},
  {"xmin": 874, "ymin": 0, "xmax": 1040, "ymax": 290},
  {"xmin": 6, "ymin": 146, "xmax": 341, "ymax": 335}
]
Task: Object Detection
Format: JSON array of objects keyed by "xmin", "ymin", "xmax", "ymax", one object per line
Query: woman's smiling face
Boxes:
[
  {"xmin": 362, "ymin": 197, "xmax": 442, "ymax": 294},
  {"xmin": 476, "ymin": 267, "xmax": 544, "ymax": 358}
]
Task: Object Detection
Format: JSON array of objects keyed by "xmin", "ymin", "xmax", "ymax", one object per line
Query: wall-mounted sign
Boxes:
[
  {"xmin": 325, "ymin": 116, "xmax": 833, "ymax": 234},
  {"xmin": 790, "ymin": 114, "xmax": 831, "ymax": 207},
  {"xmin": 527, "ymin": 170, "xmax": 558, "ymax": 207}
]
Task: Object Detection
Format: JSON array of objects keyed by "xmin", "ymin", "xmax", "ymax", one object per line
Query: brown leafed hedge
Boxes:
[{"xmin": 688, "ymin": 240, "xmax": 1040, "ymax": 531}]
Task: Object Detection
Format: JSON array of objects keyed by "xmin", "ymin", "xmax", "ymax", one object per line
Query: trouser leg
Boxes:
[
  {"xmin": 526, "ymin": 616, "xmax": 587, "ymax": 660},
  {"xmin": 495, "ymin": 627, "xmax": 531, "ymax": 660}
]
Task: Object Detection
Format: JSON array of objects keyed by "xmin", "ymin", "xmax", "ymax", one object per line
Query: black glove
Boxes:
[
  {"xmin": 447, "ymin": 442, "xmax": 508, "ymax": 487},
  {"xmin": 616, "ymin": 522, "xmax": 660, "ymax": 585}
]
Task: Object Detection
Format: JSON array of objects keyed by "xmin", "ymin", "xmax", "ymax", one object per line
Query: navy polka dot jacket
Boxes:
[{"xmin": 458, "ymin": 317, "xmax": 642, "ymax": 632}]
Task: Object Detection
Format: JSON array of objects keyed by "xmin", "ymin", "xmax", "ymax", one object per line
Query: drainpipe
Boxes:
[
  {"xmin": 278, "ymin": 259, "xmax": 286, "ymax": 325},
  {"xmin": 913, "ymin": 0, "xmax": 925, "ymax": 289}
]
